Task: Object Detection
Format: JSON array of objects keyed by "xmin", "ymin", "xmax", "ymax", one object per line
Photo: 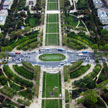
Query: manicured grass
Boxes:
[
  {"xmin": 45, "ymin": 34, "xmax": 59, "ymax": 45},
  {"xmin": 66, "ymin": 104, "xmax": 70, "ymax": 108},
  {"xmin": 65, "ymin": 15, "xmax": 78, "ymax": 27},
  {"xmin": 42, "ymin": 72, "xmax": 61, "ymax": 97},
  {"xmin": 60, "ymin": 0, "xmax": 64, "ymax": 8},
  {"xmin": 47, "ymin": 2, "xmax": 58, "ymax": 10},
  {"xmin": 29, "ymin": 17, "xmax": 36, "ymax": 27},
  {"xmin": 46, "ymin": 14, "xmax": 59, "ymax": 45},
  {"xmin": 48, "ymin": 0, "xmax": 58, "ymax": 2},
  {"xmin": 39, "ymin": 53, "xmax": 65, "ymax": 61},
  {"xmin": 46, "ymin": 24, "xmax": 59, "ymax": 33},
  {"xmin": 47, "ymin": 14, "xmax": 58, "ymax": 22},
  {"xmin": 42, "ymin": 99, "xmax": 62, "ymax": 108}
]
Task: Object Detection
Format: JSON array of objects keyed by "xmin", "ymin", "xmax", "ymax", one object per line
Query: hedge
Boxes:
[
  {"xmin": 9, "ymin": 80, "xmax": 23, "ymax": 91},
  {"xmin": 73, "ymin": 64, "xmax": 102, "ymax": 89},
  {"xmin": 64, "ymin": 60, "xmax": 83, "ymax": 82},
  {"xmin": 18, "ymin": 89, "xmax": 33, "ymax": 100},
  {"xmin": 13, "ymin": 65, "xmax": 34, "ymax": 80},
  {"xmin": 10, "ymin": 31, "xmax": 39, "ymax": 49},
  {"xmin": 17, "ymin": 98, "xmax": 31, "ymax": 106},
  {"xmin": 34, "ymin": 65, "xmax": 41, "ymax": 97},
  {"xmin": 22, "ymin": 61, "xmax": 34, "ymax": 71},
  {"xmin": 0, "ymin": 85, "xmax": 16, "ymax": 98},
  {"xmin": 67, "ymin": 38, "xmax": 87, "ymax": 50},
  {"xmin": 69, "ymin": 60, "xmax": 83, "ymax": 72},
  {"xmin": 17, "ymin": 38, "xmax": 37, "ymax": 50},
  {"xmin": 21, "ymin": 41, "xmax": 39, "ymax": 51},
  {"xmin": 0, "ymin": 68, "xmax": 7, "ymax": 85},
  {"xmin": 3, "ymin": 65, "xmax": 33, "ymax": 88},
  {"xmin": 70, "ymin": 64, "xmax": 91, "ymax": 78},
  {"xmin": 64, "ymin": 65, "xmax": 70, "ymax": 82},
  {"xmin": 65, "ymin": 89, "xmax": 69, "ymax": 103}
]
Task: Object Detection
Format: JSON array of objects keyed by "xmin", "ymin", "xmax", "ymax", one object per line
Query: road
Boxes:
[{"xmin": 7, "ymin": 48, "xmax": 96, "ymax": 68}]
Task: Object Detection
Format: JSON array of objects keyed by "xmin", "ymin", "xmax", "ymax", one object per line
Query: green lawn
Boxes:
[
  {"xmin": 39, "ymin": 54, "xmax": 65, "ymax": 61},
  {"xmin": 45, "ymin": 33, "xmax": 59, "ymax": 45},
  {"xmin": 42, "ymin": 99, "xmax": 62, "ymax": 108},
  {"xmin": 48, "ymin": 0, "xmax": 58, "ymax": 2},
  {"xmin": 66, "ymin": 104, "xmax": 70, "ymax": 108},
  {"xmin": 47, "ymin": 14, "xmax": 58, "ymax": 22},
  {"xmin": 29, "ymin": 17, "xmax": 36, "ymax": 27},
  {"xmin": 47, "ymin": 2, "xmax": 58, "ymax": 10},
  {"xmin": 65, "ymin": 15, "xmax": 78, "ymax": 27},
  {"xmin": 42, "ymin": 72, "xmax": 61, "ymax": 97},
  {"xmin": 46, "ymin": 24, "xmax": 59, "ymax": 33},
  {"xmin": 46, "ymin": 14, "xmax": 59, "ymax": 45}
]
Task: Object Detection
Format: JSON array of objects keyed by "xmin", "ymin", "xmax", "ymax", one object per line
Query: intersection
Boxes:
[{"xmin": 8, "ymin": 48, "xmax": 95, "ymax": 68}]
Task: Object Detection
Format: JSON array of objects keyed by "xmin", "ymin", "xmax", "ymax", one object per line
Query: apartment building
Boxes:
[
  {"xmin": 0, "ymin": 9, "xmax": 8, "ymax": 25},
  {"xmin": 3, "ymin": 0, "xmax": 14, "ymax": 10},
  {"xmin": 93, "ymin": 0, "xmax": 104, "ymax": 8},
  {"xmin": 98, "ymin": 8, "xmax": 108, "ymax": 24}
]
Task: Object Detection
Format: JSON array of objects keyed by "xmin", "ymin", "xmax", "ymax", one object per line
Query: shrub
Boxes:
[
  {"xmin": 0, "ymin": 85, "xmax": 16, "ymax": 98},
  {"xmin": 13, "ymin": 65, "xmax": 34, "ymax": 80},
  {"xmin": 18, "ymin": 89, "xmax": 33, "ymax": 100},
  {"xmin": 22, "ymin": 61, "xmax": 34, "ymax": 71},
  {"xmin": 70, "ymin": 64, "xmax": 91, "ymax": 78},
  {"xmin": 3, "ymin": 65, "xmax": 33, "ymax": 88},
  {"xmin": 64, "ymin": 65, "xmax": 70, "ymax": 82},
  {"xmin": 73, "ymin": 64, "xmax": 102, "ymax": 89},
  {"xmin": 10, "ymin": 31, "xmax": 39, "ymax": 49},
  {"xmin": 67, "ymin": 38, "xmax": 87, "ymax": 50},
  {"xmin": 9, "ymin": 81, "xmax": 23, "ymax": 91},
  {"xmin": 69, "ymin": 60, "xmax": 83, "ymax": 72},
  {"xmin": 34, "ymin": 65, "xmax": 41, "ymax": 97},
  {"xmin": 17, "ymin": 38, "xmax": 37, "ymax": 50},
  {"xmin": 64, "ymin": 60, "xmax": 83, "ymax": 82},
  {"xmin": 65, "ymin": 89, "xmax": 69, "ymax": 103}
]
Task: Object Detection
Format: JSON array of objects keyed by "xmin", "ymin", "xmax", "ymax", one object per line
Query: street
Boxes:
[{"xmin": 7, "ymin": 48, "xmax": 96, "ymax": 68}]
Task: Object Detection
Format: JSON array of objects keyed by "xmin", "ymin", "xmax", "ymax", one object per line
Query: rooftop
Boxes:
[
  {"xmin": 98, "ymin": 8, "xmax": 108, "ymax": 19},
  {"xmin": 93, "ymin": 0, "xmax": 104, "ymax": 8},
  {"xmin": 0, "ymin": 9, "xmax": 8, "ymax": 15}
]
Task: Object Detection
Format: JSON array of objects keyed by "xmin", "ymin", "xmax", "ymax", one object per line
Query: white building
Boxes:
[
  {"xmin": 26, "ymin": 0, "xmax": 36, "ymax": 7},
  {"xmin": 93, "ymin": 0, "xmax": 104, "ymax": 8},
  {"xmin": 0, "ymin": 10, "xmax": 8, "ymax": 25},
  {"xmin": 3, "ymin": 0, "xmax": 14, "ymax": 10},
  {"xmin": 98, "ymin": 8, "xmax": 108, "ymax": 24}
]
